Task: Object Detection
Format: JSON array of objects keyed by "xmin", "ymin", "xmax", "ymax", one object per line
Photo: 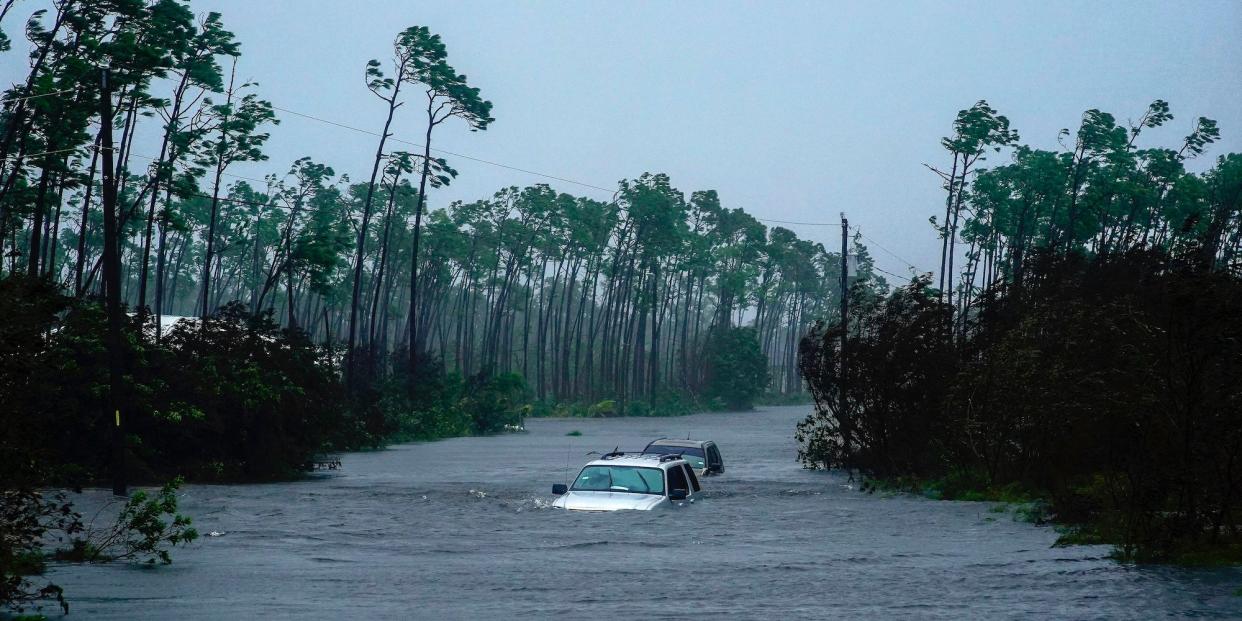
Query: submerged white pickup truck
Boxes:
[{"xmin": 551, "ymin": 452, "xmax": 701, "ymax": 512}]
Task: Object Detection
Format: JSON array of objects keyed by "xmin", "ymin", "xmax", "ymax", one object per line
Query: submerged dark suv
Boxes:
[{"xmin": 642, "ymin": 438, "xmax": 724, "ymax": 477}]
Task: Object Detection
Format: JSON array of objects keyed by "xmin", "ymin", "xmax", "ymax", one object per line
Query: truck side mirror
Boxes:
[
  {"xmin": 552, "ymin": 484, "xmax": 568, "ymax": 495},
  {"xmin": 669, "ymin": 488, "xmax": 688, "ymax": 501}
]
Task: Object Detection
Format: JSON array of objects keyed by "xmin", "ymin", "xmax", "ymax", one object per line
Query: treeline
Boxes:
[
  {"xmin": 0, "ymin": 1, "xmax": 884, "ymax": 420},
  {"xmin": 926, "ymin": 99, "xmax": 1235, "ymax": 335},
  {"xmin": 360, "ymin": 176, "xmax": 871, "ymax": 412},
  {"xmin": 798, "ymin": 100, "xmax": 1242, "ymax": 562}
]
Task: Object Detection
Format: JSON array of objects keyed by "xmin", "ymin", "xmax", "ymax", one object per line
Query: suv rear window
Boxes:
[
  {"xmin": 647, "ymin": 445, "xmax": 705, "ymax": 458},
  {"xmin": 707, "ymin": 445, "xmax": 722, "ymax": 466},
  {"xmin": 646, "ymin": 444, "xmax": 706, "ymax": 470}
]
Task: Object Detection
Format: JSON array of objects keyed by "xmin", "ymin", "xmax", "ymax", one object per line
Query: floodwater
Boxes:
[{"xmin": 44, "ymin": 405, "xmax": 1242, "ymax": 619}]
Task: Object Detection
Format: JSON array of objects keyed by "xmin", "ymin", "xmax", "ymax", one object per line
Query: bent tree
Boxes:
[
  {"xmin": 927, "ymin": 100, "xmax": 1017, "ymax": 315},
  {"xmin": 197, "ymin": 65, "xmax": 277, "ymax": 318},
  {"xmin": 404, "ymin": 30, "xmax": 493, "ymax": 377},
  {"xmin": 346, "ymin": 28, "xmax": 446, "ymax": 387}
]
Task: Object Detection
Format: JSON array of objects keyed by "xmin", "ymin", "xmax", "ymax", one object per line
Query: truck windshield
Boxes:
[
  {"xmin": 572, "ymin": 466, "xmax": 666, "ymax": 495},
  {"xmin": 644, "ymin": 445, "xmax": 706, "ymax": 470}
]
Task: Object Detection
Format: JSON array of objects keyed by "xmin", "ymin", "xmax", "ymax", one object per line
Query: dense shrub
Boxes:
[
  {"xmin": 154, "ymin": 304, "xmax": 353, "ymax": 479},
  {"xmin": 460, "ymin": 373, "xmax": 527, "ymax": 434},
  {"xmin": 703, "ymin": 326, "xmax": 770, "ymax": 410},
  {"xmin": 798, "ymin": 251, "xmax": 1242, "ymax": 562},
  {"xmin": 797, "ymin": 277, "xmax": 954, "ymax": 474},
  {"xmin": 0, "ymin": 280, "xmax": 359, "ymax": 483}
]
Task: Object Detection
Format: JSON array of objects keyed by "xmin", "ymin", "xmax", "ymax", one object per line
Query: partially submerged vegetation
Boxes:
[
  {"xmin": 798, "ymin": 101, "xmax": 1242, "ymax": 565},
  {"xmin": 1, "ymin": 481, "xmax": 197, "ymax": 617}
]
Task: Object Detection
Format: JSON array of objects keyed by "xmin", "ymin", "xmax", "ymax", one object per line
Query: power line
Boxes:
[
  {"xmin": 758, "ymin": 218, "xmax": 841, "ymax": 227},
  {"xmin": 273, "ymin": 104, "xmax": 848, "ymax": 227},
  {"xmin": 5, "ymin": 147, "xmax": 270, "ymax": 188},
  {"xmin": 856, "ymin": 229, "xmax": 924, "ymax": 273},
  {"xmin": 870, "ymin": 265, "xmax": 911, "ymax": 281},
  {"xmin": 0, "ymin": 88, "xmax": 77, "ymax": 106},
  {"xmin": 99, "ymin": 159, "xmax": 922, "ymax": 282},
  {"xmin": 272, "ymin": 105, "xmax": 619, "ymax": 195},
  {"xmin": 183, "ymin": 191, "xmax": 270, "ymax": 208},
  {"xmin": 2, "ymin": 145, "xmax": 86, "ymax": 161},
  {"xmin": 27, "ymin": 89, "xmax": 847, "ymax": 227},
  {"xmin": 30, "ymin": 90, "xmax": 854, "ymax": 229},
  {"xmin": 126, "ymin": 151, "xmax": 273, "ymax": 186}
]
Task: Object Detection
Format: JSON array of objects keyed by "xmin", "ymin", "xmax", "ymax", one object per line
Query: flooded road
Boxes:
[{"xmin": 47, "ymin": 405, "xmax": 1241, "ymax": 619}]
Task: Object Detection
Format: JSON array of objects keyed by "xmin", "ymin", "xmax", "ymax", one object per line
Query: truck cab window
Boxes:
[
  {"xmin": 667, "ymin": 465, "xmax": 689, "ymax": 495},
  {"xmin": 684, "ymin": 465, "xmax": 701, "ymax": 492}
]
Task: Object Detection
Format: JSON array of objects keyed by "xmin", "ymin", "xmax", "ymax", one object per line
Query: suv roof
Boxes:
[{"xmin": 647, "ymin": 438, "xmax": 710, "ymax": 448}]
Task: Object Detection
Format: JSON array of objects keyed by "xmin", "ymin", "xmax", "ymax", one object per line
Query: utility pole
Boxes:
[
  {"xmin": 839, "ymin": 213, "xmax": 849, "ymax": 421},
  {"xmin": 100, "ymin": 67, "xmax": 126, "ymax": 497}
]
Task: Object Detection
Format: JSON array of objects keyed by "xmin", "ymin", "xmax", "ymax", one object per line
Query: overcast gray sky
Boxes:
[{"xmin": 5, "ymin": 0, "xmax": 1241, "ymax": 277}]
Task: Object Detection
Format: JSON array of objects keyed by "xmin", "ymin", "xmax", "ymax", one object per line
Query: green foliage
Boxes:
[
  {"xmin": 0, "ymin": 278, "xmax": 357, "ymax": 482},
  {"xmin": 58, "ymin": 478, "xmax": 198, "ymax": 565},
  {"xmin": 799, "ymin": 99, "xmax": 1241, "ymax": 564},
  {"xmin": 1, "ymin": 479, "xmax": 195, "ymax": 616},
  {"xmin": 798, "ymin": 277, "xmax": 952, "ymax": 473},
  {"xmin": 6, "ymin": 0, "xmax": 854, "ymax": 420},
  {"xmin": 645, "ymin": 391, "xmax": 697, "ymax": 417},
  {"xmin": 625, "ymin": 400, "xmax": 651, "ymax": 417},
  {"xmin": 587, "ymin": 400, "xmax": 616, "ymax": 417},
  {"xmin": 703, "ymin": 326, "xmax": 769, "ymax": 410},
  {"xmin": 460, "ymin": 373, "xmax": 526, "ymax": 434},
  {"xmin": 1011, "ymin": 502, "xmax": 1053, "ymax": 525},
  {"xmin": 800, "ymin": 250, "xmax": 1242, "ymax": 564},
  {"xmin": 197, "ymin": 90, "xmax": 278, "ymax": 170},
  {"xmin": 356, "ymin": 355, "xmax": 529, "ymax": 441},
  {"xmin": 0, "ymin": 490, "xmax": 76, "ymax": 616},
  {"xmin": 154, "ymin": 304, "xmax": 353, "ymax": 479}
]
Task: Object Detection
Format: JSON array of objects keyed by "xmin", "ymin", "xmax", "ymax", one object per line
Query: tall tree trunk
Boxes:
[
  {"xmin": 366, "ymin": 176, "xmax": 402, "ymax": 353},
  {"xmin": 74, "ymin": 133, "xmax": 102, "ymax": 294},
  {"xmin": 348, "ymin": 71, "xmax": 405, "ymax": 385},
  {"xmin": 153, "ymin": 210, "xmax": 170, "ymax": 338},
  {"xmin": 199, "ymin": 64, "xmax": 237, "ymax": 318},
  {"xmin": 649, "ymin": 260, "xmax": 660, "ymax": 403},
  {"xmin": 25, "ymin": 160, "xmax": 53, "ymax": 277},
  {"xmin": 937, "ymin": 154, "xmax": 960, "ymax": 301},
  {"xmin": 139, "ymin": 71, "xmax": 193, "ymax": 317},
  {"xmin": 408, "ymin": 116, "xmax": 435, "ymax": 373}
]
